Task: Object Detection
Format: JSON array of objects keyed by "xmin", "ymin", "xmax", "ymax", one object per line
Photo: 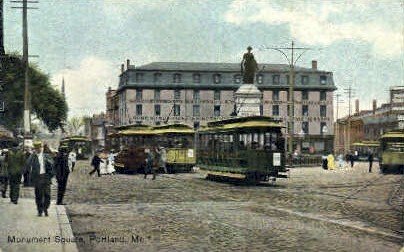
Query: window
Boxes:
[
  {"xmin": 155, "ymin": 104, "xmax": 161, "ymax": 116},
  {"xmin": 320, "ymin": 122, "xmax": 327, "ymax": 135},
  {"xmin": 257, "ymin": 74, "xmax": 264, "ymax": 84},
  {"xmin": 155, "ymin": 121, "xmax": 161, "ymax": 125},
  {"xmin": 320, "ymin": 75, "xmax": 327, "ymax": 85},
  {"xmin": 286, "ymin": 75, "xmax": 290, "ymax": 85},
  {"xmin": 272, "ymin": 75, "xmax": 280, "ymax": 85},
  {"xmin": 136, "ymin": 89, "xmax": 142, "ymax": 101},
  {"xmin": 320, "ymin": 105, "xmax": 327, "ymax": 117},
  {"xmin": 234, "ymin": 74, "xmax": 241, "ymax": 84},
  {"xmin": 214, "ymin": 90, "xmax": 221, "ymax": 101},
  {"xmin": 193, "ymin": 121, "xmax": 200, "ymax": 129},
  {"xmin": 214, "ymin": 105, "xmax": 221, "ymax": 116},
  {"xmin": 174, "ymin": 89, "xmax": 181, "ymax": 100},
  {"xmin": 174, "ymin": 104, "xmax": 180, "ymax": 116},
  {"xmin": 193, "ymin": 73, "xmax": 201, "ymax": 83},
  {"xmin": 301, "ymin": 75, "xmax": 309, "ymax": 85},
  {"xmin": 154, "ymin": 73, "xmax": 162, "ymax": 83},
  {"xmin": 136, "ymin": 104, "xmax": 142, "ymax": 116},
  {"xmin": 320, "ymin": 91, "xmax": 326, "ymax": 101},
  {"xmin": 173, "ymin": 73, "xmax": 182, "ymax": 83},
  {"xmin": 213, "ymin": 74, "xmax": 221, "ymax": 84},
  {"xmin": 193, "ymin": 90, "xmax": 200, "ymax": 101},
  {"xmin": 272, "ymin": 105, "xmax": 279, "ymax": 116},
  {"xmin": 260, "ymin": 105, "xmax": 263, "ymax": 116},
  {"xmin": 154, "ymin": 89, "xmax": 160, "ymax": 100},
  {"xmin": 302, "ymin": 122, "xmax": 309, "ymax": 134},
  {"xmin": 193, "ymin": 105, "xmax": 200, "ymax": 116},
  {"xmin": 135, "ymin": 73, "xmax": 144, "ymax": 82},
  {"xmin": 302, "ymin": 90, "xmax": 309, "ymax": 100},
  {"xmin": 302, "ymin": 105, "xmax": 308, "ymax": 116},
  {"xmin": 272, "ymin": 90, "xmax": 279, "ymax": 101}
]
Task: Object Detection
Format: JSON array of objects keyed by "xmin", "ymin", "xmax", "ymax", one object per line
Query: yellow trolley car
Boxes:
[{"xmin": 379, "ymin": 129, "xmax": 404, "ymax": 174}]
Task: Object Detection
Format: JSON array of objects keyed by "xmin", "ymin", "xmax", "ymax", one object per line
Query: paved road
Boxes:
[{"xmin": 63, "ymin": 161, "xmax": 403, "ymax": 252}]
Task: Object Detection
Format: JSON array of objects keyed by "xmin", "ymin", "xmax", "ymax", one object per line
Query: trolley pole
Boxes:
[
  {"xmin": 261, "ymin": 41, "xmax": 313, "ymax": 165},
  {"xmin": 343, "ymin": 85, "xmax": 355, "ymax": 154}
]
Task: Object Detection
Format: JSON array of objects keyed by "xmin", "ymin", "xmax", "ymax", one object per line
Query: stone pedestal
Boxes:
[{"xmin": 234, "ymin": 84, "xmax": 262, "ymax": 117}]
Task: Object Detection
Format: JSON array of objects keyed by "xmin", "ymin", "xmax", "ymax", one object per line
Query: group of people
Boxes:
[
  {"xmin": 89, "ymin": 150, "xmax": 116, "ymax": 177},
  {"xmin": 322, "ymin": 151, "xmax": 375, "ymax": 172},
  {"xmin": 0, "ymin": 141, "xmax": 76, "ymax": 217}
]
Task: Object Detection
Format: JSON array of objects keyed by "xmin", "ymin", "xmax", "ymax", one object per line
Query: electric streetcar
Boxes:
[
  {"xmin": 196, "ymin": 116, "xmax": 288, "ymax": 183},
  {"xmin": 60, "ymin": 136, "xmax": 92, "ymax": 160},
  {"xmin": 379, "ymin": 129, "xmax": 404, "ymax": 174}
]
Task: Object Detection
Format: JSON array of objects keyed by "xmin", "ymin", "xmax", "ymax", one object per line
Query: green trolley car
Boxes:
[
  {"xmin": 60, "ymin": 136, "xmax": 92, "ymax": 160},
  {"xmin": 379, "ymin": 129, "xmax": 404, "ymax": 174},
  {"xmin": 196, "ymin": 116, "xmax": 287, "ymax": 183}
]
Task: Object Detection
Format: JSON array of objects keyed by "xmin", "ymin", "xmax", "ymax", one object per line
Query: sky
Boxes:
[{"xmin": 3, "ymin": 0, "xmax": 403, "ymax": 118}]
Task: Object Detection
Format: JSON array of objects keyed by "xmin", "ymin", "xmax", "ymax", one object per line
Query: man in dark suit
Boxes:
[
  {"xmin": 89, "ymin": 152, "xmax": 103, "ymax": 177},
  {"xmin": 6, "ymin": 146, "xmax": 25, "ymax": 204},
  {"xmin": 26, "ymin": 142, "xmax": 54, "ymax": 217},
  {"xmin": 54, "ymin": 147, "xmax": 70, "ymax": 205}
]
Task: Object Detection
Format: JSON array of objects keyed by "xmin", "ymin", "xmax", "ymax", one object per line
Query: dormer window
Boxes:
[
  {"xmin": 173, "ymin": 73, "xmax": 182, "ymax": 83},
  {"xmin": 193, "ymin": 73, "xmax": 201, "ymax": 83},
  {"xmin": 135, "ymin": 73, "xmax": 144, "ymax": 82},
  {"xmin": 234, "ymin": 74, "xmax": 241, "ymax": 84},
  {"xmin": 272, "ymin": 75, "xmax": 280, "ymax": 85},
  {"xmin": 320, "ymin": 75, "xmax": 327, "ymax": 85},
  {"xmin": 154, "ymin": 73, "xmax": 162, "ymax": 83},
  {"xmin": 257, "ymin": 74, "xmax": 264, "ymax": 84},
  {"xmin": 213, "ymin": 74, "xmax": 221, "ymax": 84}
]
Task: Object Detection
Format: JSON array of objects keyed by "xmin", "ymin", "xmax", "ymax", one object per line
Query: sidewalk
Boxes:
[{"xmin": 0, "ymin": 197, "xmax": 78, "ymax": 252}]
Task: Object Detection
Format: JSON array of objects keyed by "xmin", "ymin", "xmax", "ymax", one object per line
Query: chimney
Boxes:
[
  {"xmin": 121, "ymin": 64, "xmax": 124, "ymax": 73},
  {"xmin": 311, "ymin": 60, "xmax": 317, "ymax": 71},
  {"xmin": 372, "ymin": 99, "xmax": 377, "ymax": 114},
  {"xmin": 126, "ymin": 59, "xmax": 130, "ymax": 69},
  {"xmin": 355, "ymin": 99, "xmax": 359, "ymax": 115}
]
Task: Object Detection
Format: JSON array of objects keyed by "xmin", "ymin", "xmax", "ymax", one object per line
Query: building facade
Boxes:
[
  {"xmin": 108, "ymin": 60, "xmax": 336, "ymax": 154},
  {"xmin": 334, "ymin": 86, "xmax": 404, "ymax": 154}
]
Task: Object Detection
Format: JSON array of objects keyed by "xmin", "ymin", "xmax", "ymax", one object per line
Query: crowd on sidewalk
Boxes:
[
  {"xmin": 320, "ymin": 150, "xmax": 375, "ymax": 172},
  {"xmin": 0, "ymin": 140, "xmax": 75, "ymax": 217}
]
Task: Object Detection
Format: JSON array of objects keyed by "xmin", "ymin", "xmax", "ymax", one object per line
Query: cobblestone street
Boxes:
[{"xmin": 55, "ymin": 161, "xmax": 403, "ymax": 252}]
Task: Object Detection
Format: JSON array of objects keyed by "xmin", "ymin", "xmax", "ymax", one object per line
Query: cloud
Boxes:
[
  {"xmin": 52, "ymin": 57, "xmax": 119, "ymax": 118},
  {"xmin": 224, "ymin": 0, "xmax": 403, "ymax": 58}
]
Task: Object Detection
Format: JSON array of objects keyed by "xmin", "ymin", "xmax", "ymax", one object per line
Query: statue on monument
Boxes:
[{"xmin": 240, "ymin": 46, "xmax": 258, "ymax": 84}]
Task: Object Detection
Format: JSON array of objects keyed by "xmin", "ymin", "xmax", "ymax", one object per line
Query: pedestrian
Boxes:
[
  {"xmin": 26, "ymin": 142, "xmax": 54, "ymax": 216},
  {"xmin": 89, "ymin": 152, "xmax": 103, "ymax": 177},
  {"xmin": 6, "ymin": 145, "xmax": 25, "ymax": 204},
  {"xmin": 349, "ymin": 152, "xmax": 355, "ymax": 168},
  {"xmin": 106, "ymin": 150, "xmax": 116, "ymax": 175},
  {"xmin": 155, "ymin": 146, "xmax": 167, "ymax": 174},
  {"xmin": 368, "ymin": 152, "xmax": 374, "ymax": 173},
  {"xmin": 54, "ymin": 147, "xmax": 70, "ymax": 205},
  {"xmin": 337, "ymin": 153, "xmax": 344, "ymax": 168},
  {"xmin": 327, "ymin": 153, "xmax": 335, "ymax": 170},
  {"xmin": 68, "ymin": 150, "xmax": 77, "ymax": 172},
  {"xmin": 321, "ymin": 153, "xmax": 328, "ymax": 170},
  {"xmin": 0, "ymin": 149, "xmax": 9, "ymax": 198},
  {"xmin": 144, "ymin": 148, "xmax": 156, "ymax": 180},
  {"xmin": 23, "ymin": 148, "xmax": 33, "ymax": 187}
]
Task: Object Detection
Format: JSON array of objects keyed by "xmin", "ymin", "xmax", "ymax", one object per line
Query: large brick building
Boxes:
[{"xmin": 107, "ymin": 60, "xmax": 336, "ymax": 154}]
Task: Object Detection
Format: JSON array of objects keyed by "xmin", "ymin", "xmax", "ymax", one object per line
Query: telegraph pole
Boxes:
[
  {"xmin": 343, "ymin": 85, "xmax": 355, "ymax": 154},
  {"xmin": 261, "ymin": 41, "xmax": 313, "ymax": 161},
  {"xmin": 334, "ymin": 93, "xmax": 344, "ymax": 154},
  {"xmin": 11, "ymin": 0, "xmax": 38, "ymax": 138}
]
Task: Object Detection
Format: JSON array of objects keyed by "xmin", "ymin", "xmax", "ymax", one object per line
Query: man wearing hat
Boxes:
[
  {"xmin": 0, "ymin": 149, "xmax": 9, "ymax": 198},
  {"xmin": 26, "ymin": 141, "xmax": 54, "ymax": 216},
  {"xmin": 155, "ymin": 146, "xmax": 167, "ymax": 174},
  {"xmin": 54, "ymin": 146, "xmax": 70, "ymax": 205}
]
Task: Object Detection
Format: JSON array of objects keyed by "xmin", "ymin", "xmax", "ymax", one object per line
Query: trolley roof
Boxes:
[
  {"xmin": 352, "ymin": 141, "xmax": 380, "ymax": 147},
  {"xmin": 152, "ymin": 124, "xmax": 194, "ymax": 135},
  {"xmin": 200, "ymin": 116, "xmax": 284, "ymax": 132},
  {"xmin": 61, "ymin": 136, "xmax": 91, "ymax": 142},
  {"xmin": 119, "ymin": 125, "xmax": 154, "ymax": 135},
  {"xmin": 380, "ymin": 129, "xmax": 404, "ymax": 139}
]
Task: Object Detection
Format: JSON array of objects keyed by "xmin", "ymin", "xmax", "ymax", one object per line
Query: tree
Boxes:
[
  {"xmin": 67, "ymin": 117, "xmax": 84, "ymax": 135},
  {"xmin": 0, "ymin": 54, "xmax": 68, "ymax": 132}
]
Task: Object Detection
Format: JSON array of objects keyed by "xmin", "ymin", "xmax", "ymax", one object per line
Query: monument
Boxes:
[{"xmin": 234, "ymin": 46, "xmax": 263, "ymax": 116}]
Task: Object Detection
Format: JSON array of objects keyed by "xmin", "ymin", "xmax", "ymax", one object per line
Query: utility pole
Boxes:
[
  {"xmin": 343, "ymin": 85, "xmax": 355, "ymax": 154},
  {"xmin": 334, "ymin": 93, "xmax": 344, "ymax": 154},
  {"xmin": 261, "ymin": 41, "xmax": 313, "ymax": 162},
  {"xmin": 0, "ymin": 0, "xmax": 4, "ymax": 55},
  {"xmin": 11, "ymin": 0, "xmax": 38, "ymax": 138}
]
